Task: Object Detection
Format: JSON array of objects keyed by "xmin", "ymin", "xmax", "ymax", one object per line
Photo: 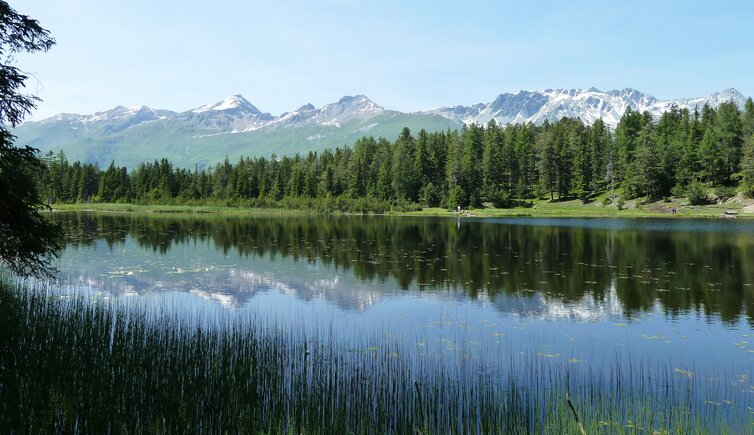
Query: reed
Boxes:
[{"xmin": 0, "ymin": 278, "xmax": 749, "ymax": 433}]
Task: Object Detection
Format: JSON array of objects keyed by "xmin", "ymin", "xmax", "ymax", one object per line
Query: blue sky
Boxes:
[{"xmin": 15, "ymin": 0, "xmax": 754, "ymax": 119}]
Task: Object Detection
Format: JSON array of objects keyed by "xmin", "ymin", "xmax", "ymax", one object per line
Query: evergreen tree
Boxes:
[
  {"xmin": 573, "ymin": 123, "xmax": 595, "ymax": 200},
  {"xmin": 460, "ymin": 124, "xmax": 484, "ymax": 205},
  {"xmin": 375, "ymin": 139, "xmax": 393, "ymax": 200},
  {"xmin": 743, "ymin": 98, "xmax": 754, "ymax": 139},
  {"xmin": 0, "ymin": 1, "xmax": 63, "ymax": 276},
  {"xmin": 715, "ymin": 101, "xmax": 743, "ymax": 183},
  {"xmin": 445, "ymin": 131, "xmax": 465, "ymax": 207},
  {"xmin": 513, "ymin": 125, "xmax": 536, "ymax": 198},
  {"xmin": 626, "ymin": 123, "xmax": 662, "ymax": 198},
  {"xmin": 414, "ymin": 129, "xmax": 431, "ymax": 188},
  {"xmin": 77, "ymin": 163, "xmax": 100, "ymax": 202},
  {"xmin": 615, "ymin": 107, "xmax": 644, "ymax": 179},
  {"xmin": 538, "ymin": 127, "xmax": 559, "ymax": 201},
  {"xmin": 698, "ymin": 129, "xmax": 725, "ymax": 185},
  {"xmin": 742, "ymin": 133, "xmax": 754, "ymax": 196},
  {"xmin": 676, "ymin": 110, "xmax": 703, "ymax": 188},
  {"xmin": 482, "ymin": 120, "xmax": 505, "ymax": 201},
  {"xmin": 392, "ymin": 128, "xmax": 418, "ymax": 201},
  {"xmin": 588, "ymin": 119, "xmax": 610, "ymax": 192}
]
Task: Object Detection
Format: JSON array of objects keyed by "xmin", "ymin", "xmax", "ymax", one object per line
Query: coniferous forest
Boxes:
[{"xmin": 37, "ymin": 100, "xmax": 754, "ymax": 212}]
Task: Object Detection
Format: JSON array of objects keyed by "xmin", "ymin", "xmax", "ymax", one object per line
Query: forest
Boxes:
[{"xmin": 36, "ymin": 99, "xmax": 754, "ymax": 212}]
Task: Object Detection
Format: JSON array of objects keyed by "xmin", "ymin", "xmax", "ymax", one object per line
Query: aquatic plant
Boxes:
[{"xmin": 0, "ymin": 278, "xmax": 750, "ymax": 433}]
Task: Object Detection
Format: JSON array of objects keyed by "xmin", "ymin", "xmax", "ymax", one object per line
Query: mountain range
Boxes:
[{"xmin": 14, "ymin": 88, "xmax": 748, "ymax": 168}]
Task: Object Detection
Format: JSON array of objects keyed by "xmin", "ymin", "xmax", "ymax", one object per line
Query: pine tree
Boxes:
[
  {"xmin": 742, "ymin": 133, "xmax": 754, "ymax": 196},
  {"xmin": 615, "ymin": 107, "xmax": 644, "ymax": 179},
  {"xmin": 413, "ymin": 129, "xmax": 430, "ymax": 188},
  {"xmin": 588, "ymin": 119, "xmax": 610, "ymax": 192},
  {"xmin": 482, "ymin": 120, "xmax": 505, "ymax": 201},
  {"xmin": 573, "ymin": 123, "xmax": 595, "ymax": 200},
  {"xmin": 514, "ymin": 125, "xmax": 536, "ymax": 198},
  {"xmin": 77, "ymin": 163, "xmax": 99, "ymax": 202},
  {"xmin": 392, "ymin": 127, "xmax": 418, "ymax": 201},
  {"xmin": 445, "ymin": 131, "xmax": 465, "ymax": 207},
  {"xmin": 743, "ymin": 98, "xmax": 754, "ymax": 139},
  {"xmin": 698, "ymin": 129, "xmax": 725, "ymax": 185},
  {"xmin": 459, "ymin": 124, "xmax": 484, "ymax": 206},
  {"xmin": 538, "ymin": 127, "xmax": 559, "ymax": 201},
  {"xmin": 715, "ymin": 101, "xmax": 743, "ymax": 183},
  {"xmin": 0, "ymin": 1, "xmax": 62, "ymax": 276},
  {"xmin": 629, "ymin": 123, "xmax": 662, "ymax": 198}
]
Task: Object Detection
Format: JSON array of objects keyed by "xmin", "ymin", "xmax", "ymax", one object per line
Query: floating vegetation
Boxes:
[{"xmin": 674, "ymin": 368, "xmax": 695, "ymax": 378}]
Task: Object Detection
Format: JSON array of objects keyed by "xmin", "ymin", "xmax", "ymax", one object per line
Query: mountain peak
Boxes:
[
  {"xmin": 192, "ymin": 94, "xmax": 261, "ymax": 115},
  {"xmin": 16, "ymin": 87, "xmax": 751, "ymax": 168},
  {"xmin": 333, "ymin": 95, "xmax": 384, "ymax": 113},
  {"xmin": 713, "ymin": 87, "xmax": 743, "ymax": 100},
  {"xmin": 421, "ymin": 87, "xmax": 746, "ymax": 128}
]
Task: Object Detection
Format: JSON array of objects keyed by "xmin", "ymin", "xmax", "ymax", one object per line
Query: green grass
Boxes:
[
  {"xmin": 1, "ymin": 277, "xmax": 750, "ymax": 433},
  {"xmin": 402, "ymin": 194, "xmax": 753, "ymax": 219},
  {"xmin": 49, "ymin": 202, "xmax": 316, "ymax": 216},
  {"xmin": 50, "ymin": 190, "xmax": 754, "ymax": 219}
]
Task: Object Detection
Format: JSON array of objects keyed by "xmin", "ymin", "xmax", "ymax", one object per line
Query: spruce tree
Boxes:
[
  {"xmin": 716, "ymin": 101, "xmax": 743, "ymax": 183},
  {"xmin": 698, "ymin": 129, "xmax": 725, "ymax": 185},
  {"xmin": 0, "ymin": 1, "xmax": 63, "ymax": 277},
  {"xmin": 743, "ymin": 98, "xmax": 754, "ymax": 139},
  {"xmin": 742, "ymin": 133, "xmax": 754, "ymax": 196},
  {"xmin": 392, "ymin": 127, "xmax": 418, "ymax": 201}
]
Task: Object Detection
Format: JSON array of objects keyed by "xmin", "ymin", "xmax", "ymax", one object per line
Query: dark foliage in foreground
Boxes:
[{"xmin": 0, "ymin": 1, "xmax": 62, "ymax": 277}]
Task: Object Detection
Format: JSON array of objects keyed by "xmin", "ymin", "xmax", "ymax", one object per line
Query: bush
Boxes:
[
  {"xmin": 615, "ymin": 196, "xmax": 625, "ymax": 210},
  {"xmin": 686, "ymin": 181, "xmax": 709, "ymax": 205},
  {"xmin": 715, "ymin": 186, "xmax": 737, "ymax": 201},
  {"xmin": 419, "ymin": 182, "xmax": 438, "ymax": 207},
  {"xmin": 391, "ymin": 198, "xmax": 422, "ymax": 212},
  {"xmin": 670, "ymin": 185, "xmax": 684, "ymax": 198},
  {"xmin": 447, "ymin": 185, "xmax": 466, "ymax": 209},
  {"xmin": 489, "ymin": 190, "xmax": 514, "ymax": 208},
  {"xmin": 746, "ymin": 185, "xmax": 754, "ymax": 199}
]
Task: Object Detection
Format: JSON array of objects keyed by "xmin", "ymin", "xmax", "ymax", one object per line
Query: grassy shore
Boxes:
[
  {"xmin": 0, "ymin": 277, "xmax": 749, "ymax": 433},
  {"xmin": 49, "ymin": 194, "xmax": 754, "ymax": 219},
  {"xmin": 49, "ymin": 202, "xmax": 316, "ymax": 216},
  {"xmin": 405, "ymin": 198, "xmax": 752, "ymax": 219}
]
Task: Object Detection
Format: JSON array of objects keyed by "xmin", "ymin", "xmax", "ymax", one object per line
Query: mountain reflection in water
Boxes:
[{"xmin": 51, "ymin": 212, "xmax": 754, "ymax": 324}]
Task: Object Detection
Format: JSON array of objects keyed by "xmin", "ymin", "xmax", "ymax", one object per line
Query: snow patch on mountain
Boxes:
[
  {"xmin": 33, "ymin": 88, "xmax": 748, "ymax": 138},
  {"xmin": 421, "ymin": 88, "xmax": 747, "ymax": 128},
  {"xmin": 192, "ymin": 95, "xmax": 261, "ymax": 115}
]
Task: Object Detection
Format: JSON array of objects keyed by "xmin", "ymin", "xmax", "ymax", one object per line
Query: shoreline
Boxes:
[{"xmin": 47, "ymin": 199, "xmax": 754, "ymax": 219}]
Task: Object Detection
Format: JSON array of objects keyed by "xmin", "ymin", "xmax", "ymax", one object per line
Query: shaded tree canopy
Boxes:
[{"xmin": 0, "ymin": 1, "xmax": 61, "ymax": 277}]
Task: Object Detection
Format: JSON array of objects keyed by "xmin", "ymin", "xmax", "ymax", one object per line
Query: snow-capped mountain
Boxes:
[
  {"xmin": 192, "ymin": 94, "xmax": 262, "ymax": 115},
  {"xmin": 420, "ymin": 88, "xmax": 747, "ymax": 128},
  {"xmin": 14, "ymin": 88, "xmax": 749, "ymax": 168},
  {"xmin": 43, "ymin": 105, "xmax": 173, "ymax": 127},
  {"xmin": 15, "ymin": 93, "xmax": 450, "ymax": 167},
  {"xmin": 235, "ymin": 95, "xmax": 386, "ymax": 132}
]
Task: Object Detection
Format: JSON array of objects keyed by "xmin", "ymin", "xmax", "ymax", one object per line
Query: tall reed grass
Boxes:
[{"xmin": 0, "ymin": 278, "xmax": 750, "ymax": 433}]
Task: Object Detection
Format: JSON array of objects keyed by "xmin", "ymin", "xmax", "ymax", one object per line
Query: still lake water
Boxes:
[{"xmin": 50, "ymin": 212, "xmax": 754, "ymax": 395}]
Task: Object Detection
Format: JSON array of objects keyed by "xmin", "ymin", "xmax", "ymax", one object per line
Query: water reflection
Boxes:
[{"xmin": 51, "ymin": 212, "xmax": 754, "ymax": 324}]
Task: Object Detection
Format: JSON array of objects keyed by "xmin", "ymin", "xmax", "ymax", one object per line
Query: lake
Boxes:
[{"xmin": 49, "ymin": 212, "xmax": 754, "ymax": 411}]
